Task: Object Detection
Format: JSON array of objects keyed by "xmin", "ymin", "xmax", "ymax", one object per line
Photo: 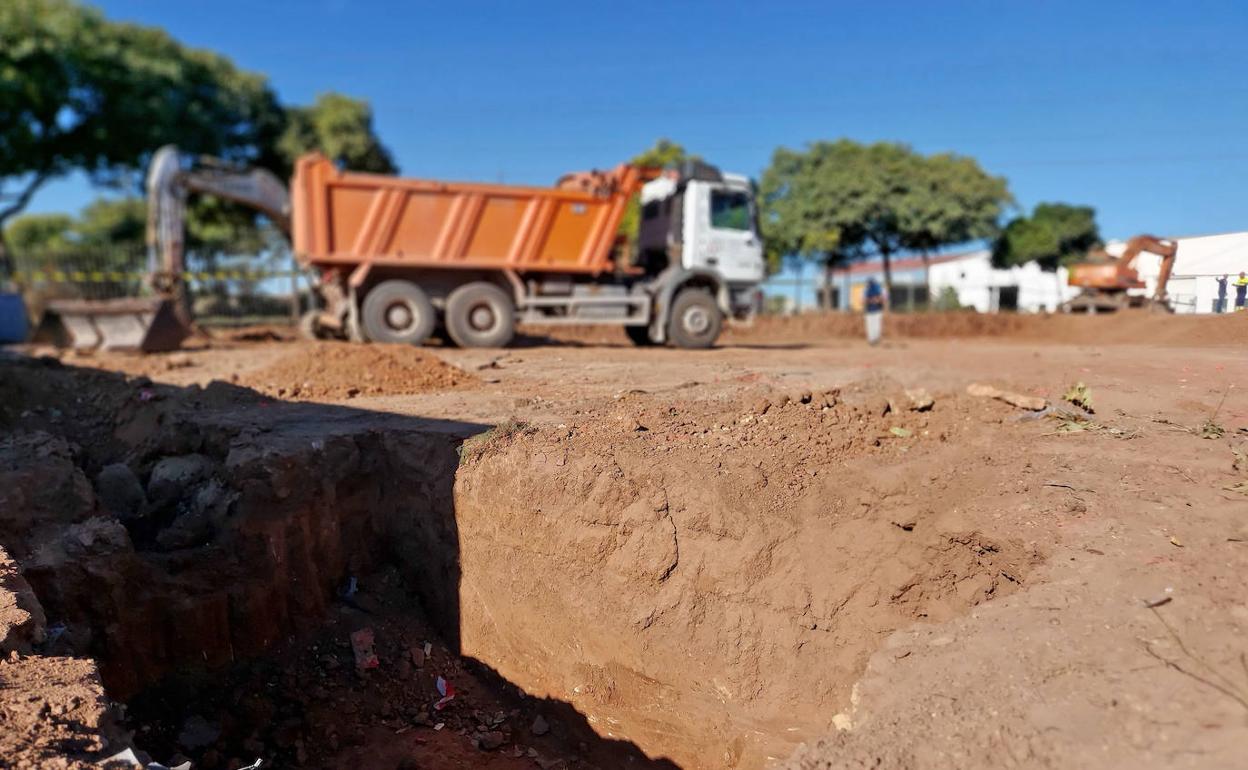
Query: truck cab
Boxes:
[{"xmin": 637, "ymin": 161, "xmax": 766, "ymax": 317}]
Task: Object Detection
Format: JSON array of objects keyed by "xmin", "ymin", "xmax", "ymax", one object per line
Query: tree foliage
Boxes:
[
  {"xmin": 0, "ymin": 0, "xmax": 397, "ymax": 276},
  {"xmin": 630, "ymin": 138, "xmax": 694, "ymax": 170},
  {"xmin": 760, "ymin": 139, "xmax": 1011, "ymax": 290},
  {"xmin": 0, "ymin": 0, "xmax": 283, "ymax": 235},
  {"xmin": 277, "ymin": 92, "xmax": 396, "ymax": 174},
  {"xmin": 4, "ymin": 197, "xmax": 145, "ymax": 256},
  {"xmin": 74, "ymin": 197, "xmax": 146, "ymax": 249},
  {"xmin": 5, "ymin": 213, "xmax": 74, "ymax": 254},
  {"xmin": 993, "ymin": 203, "xmax": 1100, "ymax": 271},
  {"xmin": 618, "ymin": 138, "xmax": 696, "ymax": 250}
]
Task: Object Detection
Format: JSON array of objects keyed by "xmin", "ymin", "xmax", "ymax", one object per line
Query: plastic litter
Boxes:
[
  {"xmin": 434, "ymin": 675, "xmax": 456, "ymax": 710},
  {"xmin": 97, "ymin": 748, "xmax": 194, "ymax": 769}
]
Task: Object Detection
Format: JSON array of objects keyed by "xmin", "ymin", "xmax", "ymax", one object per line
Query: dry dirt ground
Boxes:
[{"xmin": 2, "ymin": 311, "xmax": 1247, "ymax": 770}]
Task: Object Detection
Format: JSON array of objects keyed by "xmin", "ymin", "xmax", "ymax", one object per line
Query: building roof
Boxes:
[{"xmin": 828, "ymin": 249, "xmax": 985, "ymax": 277}]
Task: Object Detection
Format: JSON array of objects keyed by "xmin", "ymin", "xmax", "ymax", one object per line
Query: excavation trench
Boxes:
[{"xmin": 0, "ymin": 357, "xmax": 1036, "ymax": 769}]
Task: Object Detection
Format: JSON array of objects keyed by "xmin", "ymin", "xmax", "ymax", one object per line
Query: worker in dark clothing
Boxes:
[
  {"xmin": 1216, "ymin": 275, "xmax": 1228, "ymax": 313},
  {"xmin": 863, "ymin": 277, "xmax": 885, "ymax": 345},
  {"xmin": 1236, "ymin": 272, "xmax": 1248, "ymax": 311}
]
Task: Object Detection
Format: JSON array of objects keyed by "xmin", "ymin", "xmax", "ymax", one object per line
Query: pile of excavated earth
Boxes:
[{"xmin": 2, "ymin": 313, "xmax": 1247, "ymax": 770}]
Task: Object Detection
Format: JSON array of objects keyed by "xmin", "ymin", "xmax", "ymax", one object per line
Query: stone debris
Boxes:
[{"xmin": 966, "ymin": 382, "xmax": 1046, "ymax": 411}]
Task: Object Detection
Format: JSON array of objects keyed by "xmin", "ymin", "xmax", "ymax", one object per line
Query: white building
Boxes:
[
  {"xmin": 927, "ymin": 250, "xmax": 1078, "ymax": 313},
  {"xmin": 826, "ymin": 250, "xmax": 1078, "ymax": 313},
  {"xmin": 1106, "ymin": 231, "xmax": 1248, "ymax": 314}
]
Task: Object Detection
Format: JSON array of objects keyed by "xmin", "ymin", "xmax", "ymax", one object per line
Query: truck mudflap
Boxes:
[{"xmin": 33, "ymin": 297, "xmax": 191, "ymax": 352}]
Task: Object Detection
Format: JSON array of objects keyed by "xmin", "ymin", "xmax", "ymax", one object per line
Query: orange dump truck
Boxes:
[{"xmin": 291, "ymin": 154, "xmax": 766, "ymax": 348}]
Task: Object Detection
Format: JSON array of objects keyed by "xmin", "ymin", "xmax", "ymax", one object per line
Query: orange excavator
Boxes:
[{"xmin": 1065, "ymin": 234, "xmax": 1178, "ymax": 313}]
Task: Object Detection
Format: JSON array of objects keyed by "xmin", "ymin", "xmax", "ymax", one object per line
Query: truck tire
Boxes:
[
  {"xmin": 360, "ymin": 280, "xmax": 436, "ymax": 345},
  {"xmin": 298, "ymin": 309, "xmax": 323, "ymax": 340},
  {"xmin": 625, "ymin": 325, "xmax": 657, "ymax": 347},
  {"xmin": 667, "ymin": 288, "xmax": 722, "ymax": 349},
  {"xmin": 445, "ymin": 282, "xmax": 515, "ymax": 348}
]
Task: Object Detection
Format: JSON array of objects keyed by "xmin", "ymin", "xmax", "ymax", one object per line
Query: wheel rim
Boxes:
[
  {"xmin": 468, "ymin": 303, "xmax": 496, "ymax": 332},
  {"xmin": 385, "ymin": 301, "xmax": 415, "ymax": 331},
  {"xmin": 682, "ymin": 306, "xmax": 711, "ymax": 336}
]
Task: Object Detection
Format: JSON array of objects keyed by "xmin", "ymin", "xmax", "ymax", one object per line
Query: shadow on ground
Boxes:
[{"xmin": 0, "ymin": 351, "xmax": 679, "ymax": 768}]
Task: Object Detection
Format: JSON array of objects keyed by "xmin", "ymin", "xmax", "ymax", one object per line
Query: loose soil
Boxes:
[{"xmin": 2, "ymin": 312, "xmax": 1247, "ymax": 770}]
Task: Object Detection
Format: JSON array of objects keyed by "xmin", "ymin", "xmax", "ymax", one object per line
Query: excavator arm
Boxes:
[
  {"xmin": 35, "ymin": 146, "xmax": 292, "ymax": 353},
  {"xmin": 1066, "ymin": 234, "xmax": 1178, "ymax": 311},
  {"xmin": 145, "ymin": 144, "xmax": 290, "ymax": 288}
]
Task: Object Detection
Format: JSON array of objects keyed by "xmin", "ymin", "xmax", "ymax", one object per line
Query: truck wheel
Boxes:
[
  {"xmin": 445, "ymin": 282, "xmax": 515, "ymax": 348},
  {"xmin": 625, "ymin": 325, "xmax": 657, "ymax": 347},
  {"xmin": 298, "ymin": 309, "xmax": 323, "ymax": 340},
  {"xmin": 667, "ymin": 288, "xmax": 722, "ymax": 349},
  {"xmin": 360, "ymin": 280, "xmax": 436, "ymax": 345}
]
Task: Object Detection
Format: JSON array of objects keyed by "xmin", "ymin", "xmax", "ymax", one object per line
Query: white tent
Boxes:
[{"xmin": 1107, "ymin": 231, "xmax": 1248, "ymax": 314}]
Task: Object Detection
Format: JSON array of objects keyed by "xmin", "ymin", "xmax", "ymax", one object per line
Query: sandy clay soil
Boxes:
[{"xmin": 2, "ymin": 311, "xmax": 1247, "ymax": 770}]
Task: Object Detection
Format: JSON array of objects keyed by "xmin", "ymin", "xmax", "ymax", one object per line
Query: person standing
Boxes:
[
  {"xmin": 1236, "ymin": 272, "xmax": 1248, "ymax": 311},
  {"xmin": 864, "ymin": 277, "xmax": 885, "ymax": 345},
  {"xmin": 1216, "ymin": 275, "xmax": 1228, "ymax": 313}
]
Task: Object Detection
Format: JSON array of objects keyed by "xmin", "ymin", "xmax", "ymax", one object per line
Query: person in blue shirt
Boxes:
[
  {"xmin": 864, "ymin": 277, "xmax": 885, "ymax": 345},
  {"xmin": 1215, "ymin": 275, "xmax": 1228, "ymax": 313}
]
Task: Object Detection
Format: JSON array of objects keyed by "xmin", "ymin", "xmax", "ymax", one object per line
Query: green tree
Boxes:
[
  {"xmin": 0, "ymin": 0, "xmax": 284, "ymax": 276},
  {"xmin": 761, "ymin": 140, "xmax": 1011, "ymax": 298},
  {"xmin": 896, "ymin": 152, "xmax": 1012, "ymax": 292},
  {"xmin": 617, "ymin": 139, "xmax": 696, "ymax": 256},
  {"xmin": 4, "ymin": 213, "xmax": 74, "ymax": 254},
  {"xmin": 993, "ymin": 203, "xmax": 1100, "ymax": 271},
  {"xmin": 630, "ymin": 138, "xmax": 692, "ymax": 170},
  {"xmin": 278, "ymin": 92, "xmax": 396, "ymax": 174},
  {"xmin": 75, "ymin": 197, "xmax": 146, "ymax": 249}
]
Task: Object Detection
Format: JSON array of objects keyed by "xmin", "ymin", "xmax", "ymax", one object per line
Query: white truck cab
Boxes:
[{"xmin": 637, "ymin": 161, "xmax": 766, "ymax": 321}]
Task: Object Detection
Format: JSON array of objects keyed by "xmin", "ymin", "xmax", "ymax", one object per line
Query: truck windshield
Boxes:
[{"xmin": 710, "ymin": 190, "xmax": 752, "ymax": 231}]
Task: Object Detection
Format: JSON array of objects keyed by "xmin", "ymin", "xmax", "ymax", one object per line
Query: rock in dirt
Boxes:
[
  {"xmin": 476, "ymin": 730, "xmax": 506, "ymax": 750},
  {"xmin": 530, "ymin": 714, "xmax": 550, "ymax": 736},
  {"xmin": 966, "ymin": 382, "xmax": 1046, "ymax": 411},
  {"xmin": 147, "ymin": 454, "xmax": 216, "ymax": 504},
  {"xmin": 177, "ymin": 714, "xmax": 221, "ymax": 750},
  {"xmin": 155, "ymin": 509, "xmax": 214, "ymax": 551},
  {"xmin": 0, "ymin": 547, "xmax": 46, "ymax": 653},
  {"xmin": 904, "ymin": 388, "xmax": 935, "ymax": 411},
  {"xmin": 63, "ymin": 518, "xmax": 130, "ymax": 554},
  {"xmin": 95, "ymin": 463, "xmax": 147, "ymax": 519}
]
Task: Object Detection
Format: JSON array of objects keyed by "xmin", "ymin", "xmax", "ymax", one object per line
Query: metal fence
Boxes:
[{"xmin": 10, "ymin": 246, "xmax": 309, "ymax": 328}]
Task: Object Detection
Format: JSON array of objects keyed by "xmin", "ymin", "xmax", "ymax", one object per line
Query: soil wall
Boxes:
[{"xmin": 451, "ymin": 389, "xmax": 1039, "ymax": 767}]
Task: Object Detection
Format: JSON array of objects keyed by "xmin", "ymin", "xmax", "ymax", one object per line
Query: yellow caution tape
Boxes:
[{"xmin": 10, "ymin": 269, "xmax": 302, "ymax": 284}]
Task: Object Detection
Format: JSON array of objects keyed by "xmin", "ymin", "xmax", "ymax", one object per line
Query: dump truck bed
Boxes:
[{"xmin": 291, "ymin": 154, "xmax": 655, "ymax": 277}]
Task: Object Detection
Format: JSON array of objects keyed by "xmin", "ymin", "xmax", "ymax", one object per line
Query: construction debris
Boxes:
[
  {"xmin": 966, "ymin": 383, "xmax": 1047, "ymax": 411},
  {"xmin": 904, "ymin": 388, "xmax": 935, "ymax": 411}
]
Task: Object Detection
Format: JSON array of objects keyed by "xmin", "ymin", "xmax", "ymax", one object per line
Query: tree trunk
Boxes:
[
  {"xmin": 921, "ymin": 249, "xmax": 931, "ymax": 310},
  {"xmin": 819, "ymin": 259, "xmax": 831, "ymax": 311},
  {"xmin": 0, "ymin": 227, "xmax": 13, "ymax": 285},
  {"xmin": 792, "ymin": 258, "xmax": 802, "ymax": 313},
  {"xmin": 0, "ymin": 170, "xmax": 55, "ymax": 283},
  {"xmin": 881, "ymin": 249, "xmax": 894, "ymax": 305}
]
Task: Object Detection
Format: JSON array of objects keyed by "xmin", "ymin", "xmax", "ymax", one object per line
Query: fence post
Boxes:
[{"xmin": 289, "ymin": 252, "xmax": 299, "ymax": 324}]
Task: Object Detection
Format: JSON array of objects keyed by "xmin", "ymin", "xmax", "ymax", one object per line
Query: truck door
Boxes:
[{"xmin": 686, "ymin": 183, "xmax": 763, "ymax": 283}]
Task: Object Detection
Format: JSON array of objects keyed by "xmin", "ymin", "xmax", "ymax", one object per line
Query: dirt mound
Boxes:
[
  {"xmin": 452, "ymin": 384, "xmax": 1042, "ymax": 767},
  {"xmin": 727, "ymin": 309, "xmax": 1248, "ymax": 346},
  {"xmin": 235, "ymin": 341, "xmax": 477, "ymax": 399}
]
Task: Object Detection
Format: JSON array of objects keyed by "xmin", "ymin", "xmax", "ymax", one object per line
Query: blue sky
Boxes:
[{"xmin": 28, "ymin": 0, "xmax": 1248, "ymax": 245}]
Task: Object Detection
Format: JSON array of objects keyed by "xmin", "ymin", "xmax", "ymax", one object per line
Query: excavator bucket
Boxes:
[{"xmin": 34, "ymin": 297, "xmax": 191, "ymax": 353}]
